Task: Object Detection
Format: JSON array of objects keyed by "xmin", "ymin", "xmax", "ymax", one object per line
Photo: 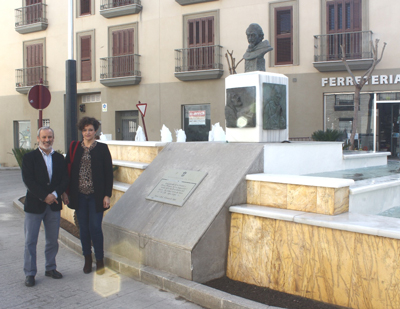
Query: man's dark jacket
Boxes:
[
  {"xmin": 66, "ymin": 141, "xmax": 113, "ymax": 213},
  {"xmin": 22, "ymin": 148, "xmax": 69, "ymax": 214}
]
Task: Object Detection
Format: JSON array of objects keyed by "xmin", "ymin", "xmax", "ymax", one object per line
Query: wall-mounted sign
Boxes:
[
  {"xmin": 146, "ymin": 169, "xmax": 207, "ymax": 207},
  {"xmin": 189, "ymin": 110, "xmax": 206, "ymax": 125},
  {"xmin": 102, "ymin": 103, "xmax": 107, "ymax": 112},
  {"xmin": 322, "ymin": 74, "xmax": 400, "ymax": 87}
]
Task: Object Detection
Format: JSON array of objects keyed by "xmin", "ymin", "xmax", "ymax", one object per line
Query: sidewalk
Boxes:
[{"xmin": 0, "ymin": 169, "xmax": 274, "ymax": 309}]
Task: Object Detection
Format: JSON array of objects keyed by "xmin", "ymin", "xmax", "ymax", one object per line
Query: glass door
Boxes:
[{"xmin": 377, "ymin": 103, "xmax": 400, "ymax": 157}]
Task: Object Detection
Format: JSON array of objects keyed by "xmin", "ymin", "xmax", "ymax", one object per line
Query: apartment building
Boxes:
[{"xmin": 1, "ymin": 0, "xmax": 399, "ymax": 166}]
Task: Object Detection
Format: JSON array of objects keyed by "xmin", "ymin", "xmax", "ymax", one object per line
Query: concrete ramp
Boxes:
[{"xmin": 103, "ymin": 142, "xmax": 264, "ymax": 283}]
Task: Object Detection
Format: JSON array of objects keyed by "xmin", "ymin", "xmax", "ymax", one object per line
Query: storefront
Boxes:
[{"xmin": 324, "ymin": 90, "xmax": 400, "ymax": 157}]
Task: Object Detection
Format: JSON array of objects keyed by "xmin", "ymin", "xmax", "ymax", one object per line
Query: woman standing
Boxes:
[{"xmin": 64, "ymin": 117, "xmax": 113, "ymax": 275}]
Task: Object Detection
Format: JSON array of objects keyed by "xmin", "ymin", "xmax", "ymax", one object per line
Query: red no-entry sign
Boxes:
[
  {"xmin": 28, "ymin": 84, "xmax": 51, "ymax": 128},
  {"xmin": 28, "ymin": 85, "xmax": 51, "ymax": 110}
]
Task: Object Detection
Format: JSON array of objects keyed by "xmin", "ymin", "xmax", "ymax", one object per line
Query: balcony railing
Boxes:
[
  {"xmin": 100, "ymin": 54, "xmax": 141, "ymax": 86},
  {"xmin": 174, "ymin": 45, "xmax": 224, "ymax": 81},
  {"xmin": 100, "ymin": 0, "xmax": 142, "ymax": 17},
  {"xmin": 314, "ymin": 31, "xmax": 373, "ymax": 62},
  {"xmin": 15, "ymin": 66, "xmax": 48, "ymax": 93},
  {"xmin": 175, "ymin": 45, "xmax": 223, "ymax": 72},
  {"xmin": 15, "ymin": 3, "xmax": 48, "ymax": 33},
  {"xmin": 313, "ymin": 31, "xmax": 374, "ymax": 72}
]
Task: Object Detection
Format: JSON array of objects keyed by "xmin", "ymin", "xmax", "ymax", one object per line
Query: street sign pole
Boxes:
[{"xmin": 136, "ymin": 101, "xmax": 148, "ymax": 141}]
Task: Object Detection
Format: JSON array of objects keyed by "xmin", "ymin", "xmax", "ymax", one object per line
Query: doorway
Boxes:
[
  {"xmin": 377, "ymin": 103, "xmax": 400, "ymax": 158},
  {"xmin": 115, "ymin": 110, "xmax": 138, "ymax": 141}
]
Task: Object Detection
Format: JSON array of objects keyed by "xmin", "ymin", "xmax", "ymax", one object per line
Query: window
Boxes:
[
  {"xmin": 77, "ymin": 30, "xmax": 95, "ymax": 82},
  {"xmin": 187, "ymin": 17, "xmax": 214, "ymax": 70},
  {"xmin": 326, "ymin": 0, "xmax": 362, "ymax": 59},
  {"xmin": 275, "ymin": 7, "xmax": 293, "ymax": 65},
  {"xmin": 269, "ymin": 1, "xmax": 298, "ymax": 66},
  {"xmin": 25, "ymin": 0, "xmax": 43, "ymax": 25},
  {"xmin": 77, "ymin": 0, "xmax": 94, "ymax": 16},
  {"xmin": 112, "ymin": 28, "xmax": 134, "ymax": 77},
  {"xmin": 24, "ymin": 39, "xmax": 45, "ymax": 86},
  {"xmin": 325, "ymin": 93, "xmax": 374, "ymax": 149},
  {"xmin": 183, "ymin": 11, "xmax": 219, "ymax": 71},
  {"xmin": 14, "ymin": 121, "xmax": 31, "ymax": 149},
  {"xmin": 81, "ymin": 36, "xmax": 91, "ymax": 81}
]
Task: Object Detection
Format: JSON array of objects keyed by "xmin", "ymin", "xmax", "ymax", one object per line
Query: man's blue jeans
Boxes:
[{"xmin": 76, "ymin": 193, "xmax": 104, "ymax": 260}]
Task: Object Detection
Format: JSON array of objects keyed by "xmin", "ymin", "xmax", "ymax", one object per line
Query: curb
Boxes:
[{"xmin": 13, "ymin": 198, "xmax": 276, "ymax": 309}]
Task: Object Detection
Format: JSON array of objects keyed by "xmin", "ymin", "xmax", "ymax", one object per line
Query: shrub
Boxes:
[
  {"xmin": 311, "ymin": 129, "xmax": 344, "ymax": 141},
  {"xmin": 12, "ymin": 148, "xmax": 35, "ymax": 168}
]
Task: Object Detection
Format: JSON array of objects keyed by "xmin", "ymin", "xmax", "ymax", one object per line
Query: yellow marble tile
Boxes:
[
  {"xmin": 139, "ymin": 147, "xmax": 160, "ymax": 163},
  {"xmin": 316, "ymin": 187, "xmax": 334, "ymax": 215},
  {"xmin": 107, "ymin": 145, "xmax": 120, "ymax": 161},
  {"xmin": 333, "ymin": 187, "xmax": 349, "ymax": 215},
  {"xmin": 246, "ymin": 181, "xmax": 260, "ymax": 205},
  {"xmin": 311, "ymin": 227, "xmax": 354, "ymax": 307},
  {"xmin": 349, "ymin": 234, "xmax": 400, "ymax": 309},
  {"xmin": 114, "ymin": 167, "xmax": 143, "ymax": 184},
  {"xmin": 287, "ymin": 184, "xmax": 317, "ymax": 213},
  {"xmin": 259, "ymin": 217, "xmax": 276, "ymax": 287},
  {"xmin": 270, "ymin": 220, "xmax": 315, "ymax": 297},
  {"xmin": 227, "ymin": 213, "xmax": 244, "ymax": 280},
  {"xmin": 227, "ymin": 214, "xmax": 276, "ymax": 287},
  {"xmin": 260, "ymin": 182, "xmax": 287, "ymax": 209},
  {"xmin": 121, "ymin": 146, "xmax": 139, "ymax": 161}
]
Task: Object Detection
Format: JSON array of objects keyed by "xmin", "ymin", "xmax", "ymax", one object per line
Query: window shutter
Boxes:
[
  {"xmin": 81, "ymin": 36, "xmax": 91, "ymax": 81},
  {"xmin": 112, "ymin": 28, "xmax": 134, "ymax": 77},
  {"xmin": 275, "ymin": 7, "xmax": 293, "ymax": 65}
]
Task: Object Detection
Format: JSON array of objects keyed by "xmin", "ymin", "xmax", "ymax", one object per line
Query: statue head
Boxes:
[{"xmin": 246, "ymin": 23, "xmax": 264, "ymax": 48}]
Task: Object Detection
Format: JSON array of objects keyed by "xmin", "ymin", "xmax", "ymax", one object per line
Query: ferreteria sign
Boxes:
[{"xmin": 322, "ymin": 74, "xmax": 400, "ymax": 87}]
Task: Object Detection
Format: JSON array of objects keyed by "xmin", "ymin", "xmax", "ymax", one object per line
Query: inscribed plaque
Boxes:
[{"xmin": 146, "ymin": 169, "xmax": 207, "ymax": 206}]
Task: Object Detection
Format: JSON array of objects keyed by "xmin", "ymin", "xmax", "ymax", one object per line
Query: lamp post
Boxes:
[{"xmin": 65, "ymin": 0, "xmax": 78, "ymax": 149}]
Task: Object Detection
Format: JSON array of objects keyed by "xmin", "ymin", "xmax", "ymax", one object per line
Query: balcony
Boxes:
[
  {"xmin": 15, "ymin": 66, "xmax": 48, "ymax": 94},
  {"xmin": 15, "ymin": 3, "xmax": 48, "ymax": 34},
  {"xmin": 100, "ymin": 54, "xmax": 141, "ymax": 87},
  {"xmin": 313, "ymin": 31, "xmax": 374, "ymax": 72},
  {"xmin": 174, "ymin": 45, "xmax": 224, "ymax": 81},
  {"xmin": 175, "ymin": 0, "xmax": 218, "ymax": 5},
  {"xmin": 100, "ymin": 0, "xmax": 142, "ymax": 18}
]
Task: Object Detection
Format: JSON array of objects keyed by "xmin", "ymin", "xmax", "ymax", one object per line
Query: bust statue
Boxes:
[{"xmin": 243, "ymin": 23, "xmax": 273, "ymax": 72}]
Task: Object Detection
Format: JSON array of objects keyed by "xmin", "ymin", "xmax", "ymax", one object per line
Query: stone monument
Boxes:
[
  {"xmin": 243, "ymin": 23, "xmax": 273, "ymax": 72},
  {"xmin": 225, "ymin": 23, "xmax": 288, "ymax": 142}
]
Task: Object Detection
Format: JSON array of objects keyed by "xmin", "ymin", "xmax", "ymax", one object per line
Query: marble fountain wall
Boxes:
[{"xmin": 227, "ymin": 143, "xmax": 400, "ymax": 308}]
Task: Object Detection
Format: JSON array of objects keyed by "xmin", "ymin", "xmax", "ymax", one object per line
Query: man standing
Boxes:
[{"xmin": 21, "ymin": 127, "xmax": 68, "ymax": 287}]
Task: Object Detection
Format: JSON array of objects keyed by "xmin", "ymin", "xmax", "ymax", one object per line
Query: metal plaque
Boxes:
[{"xmin": 146, "ymin": 169, "xmax": 207, "ymax": 207}]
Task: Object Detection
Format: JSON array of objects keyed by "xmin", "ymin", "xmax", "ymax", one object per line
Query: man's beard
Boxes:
[{"xmin": 39, "ymin": 142, "xmax": 52, "ymax": 150}]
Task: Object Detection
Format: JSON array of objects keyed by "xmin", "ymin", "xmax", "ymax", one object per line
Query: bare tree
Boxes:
[
  {"xmin": 225, "ymin": 50, "xmax": 243, "ymax": 74},
  {"xmin": 341, "ymin": 39, "xmax": 387, "ymax": 150}
]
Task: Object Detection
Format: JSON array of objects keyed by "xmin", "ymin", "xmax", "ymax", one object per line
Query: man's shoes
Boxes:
[
  {"xmin": 45, "ymin": 269, "xmax": 63, "ymax": 279},
  {"xmin": 25, "ymin": 276, "xmax": 35, "ymax": 287}
]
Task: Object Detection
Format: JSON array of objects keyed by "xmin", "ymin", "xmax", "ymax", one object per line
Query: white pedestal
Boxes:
[{"xmin": 225, "ymin": 71, "xmax": 289, "ymax": 142}]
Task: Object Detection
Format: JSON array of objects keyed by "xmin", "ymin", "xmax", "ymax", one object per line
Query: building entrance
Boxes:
[{"xmin": 377, "ymin": 103, "xmax": 400, "ymax": 158}]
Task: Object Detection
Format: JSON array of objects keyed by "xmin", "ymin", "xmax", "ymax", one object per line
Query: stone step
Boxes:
[
  {"xmin": 113, "ymin": 159, "xmax": 148, "ymax": 170},
  {"xmin": 113, "ymin": 181, "xmax": 131, "ymax": 193}
]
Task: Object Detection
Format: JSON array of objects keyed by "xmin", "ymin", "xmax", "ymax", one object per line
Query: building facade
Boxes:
[{"xmin": 1, "ymin": 0, "xmax": 399, "ymax": 166}]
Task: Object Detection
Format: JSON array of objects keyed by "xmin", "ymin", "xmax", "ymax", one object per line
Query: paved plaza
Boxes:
[{"xmin": 0, "ymin": 169, "xmax": 203, "ymax": 309}]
